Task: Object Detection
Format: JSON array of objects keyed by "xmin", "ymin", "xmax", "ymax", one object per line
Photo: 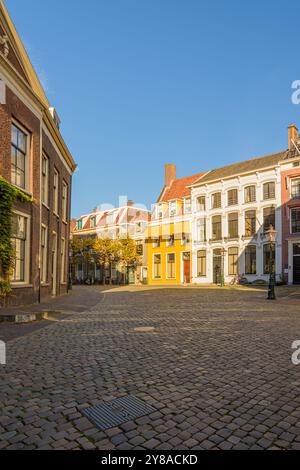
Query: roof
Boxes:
[
  {"xmin": 159, "ymin": 172, "xmax": 206, "ymax": 202},
  {"xmin": 192, "ymin": 151, "xmax": 287, "ymax": 186},
  {"xmin": 0, "ymin": 1, "xmax": 76, "ymax": 172}
]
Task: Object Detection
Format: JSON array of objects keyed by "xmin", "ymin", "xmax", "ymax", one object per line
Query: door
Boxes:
[
  {"xmin": 213, "ymin": 249, "xmax": 222, "ymax": 284},
  {"xmin": 182, "ymin": 252, "xmax": 191, "ymax": 283},
  {"xmin": 51, "ymin": 232, "xmax": 57, "ymax": 296},
  {"xmin": 293, "ymin": 244, "xmax": 300, "ymax": 284},
  {"xmin": 127, "ymin": 266, "xmax": 135, "ymax": 284}
]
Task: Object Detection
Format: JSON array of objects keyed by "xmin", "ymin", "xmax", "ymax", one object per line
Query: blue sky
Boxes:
[{"xmin": 6, "ymin": 0, "xmax": 300, "ymax": 217}]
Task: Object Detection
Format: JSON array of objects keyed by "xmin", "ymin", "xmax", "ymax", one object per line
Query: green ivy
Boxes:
[{"xmin": 0, "ymin": 176, "xmax": 32, "ymax": 298}]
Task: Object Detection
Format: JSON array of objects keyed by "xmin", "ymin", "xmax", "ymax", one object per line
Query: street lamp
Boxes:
[{"xmin": 265, "ymin": 224, "xmax": 277, "ymax": 300}]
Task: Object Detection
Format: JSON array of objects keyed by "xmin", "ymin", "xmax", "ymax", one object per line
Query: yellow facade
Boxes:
[{"xmin": 147, "ymin": 220, "xmax": 192, "ymax": 285}]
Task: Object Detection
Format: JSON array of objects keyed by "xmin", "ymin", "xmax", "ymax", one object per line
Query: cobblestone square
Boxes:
[{"xmin": 1, "ymin": 285, "xmax": 300, "ymax": 450}]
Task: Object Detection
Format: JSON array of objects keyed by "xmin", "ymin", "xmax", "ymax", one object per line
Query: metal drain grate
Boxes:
[{"xmin": 82, "ymin": 395, "xmax": 156, "ymax": 430}]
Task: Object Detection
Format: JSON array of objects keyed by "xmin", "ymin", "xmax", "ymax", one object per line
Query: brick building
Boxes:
[
  {"xmin": 280, "ymin": 125, "xmax": 300, "ymax": 284},
  {"xmin": 0, "ymin": 1, "xmax": 76, "ymax": 306}
]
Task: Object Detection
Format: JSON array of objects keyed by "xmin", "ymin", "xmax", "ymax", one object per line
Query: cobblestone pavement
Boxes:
[{"xmin": 1, "ymin": 285, "xmax": 300, "ymax": 450}]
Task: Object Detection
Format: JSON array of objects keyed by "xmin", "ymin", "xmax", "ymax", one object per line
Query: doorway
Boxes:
[
  {"xmin": 293, "ymin": 243, "xmax": 300, "ymax": 284},
  {"xmin": 51, "ymin": 232, "xmax": 57, "ymax": 296},
  {"xmin": 182, "ymin": 252, "xmax": 191, "ymax": 283},
  {"xmin": 213, "ymin": 249, "xmax": 222, "ymax": 284}
]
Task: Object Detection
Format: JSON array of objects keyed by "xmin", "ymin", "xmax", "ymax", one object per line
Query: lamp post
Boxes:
[{"xmin": 265, "ymin": 224, "xmax": 277, "ymax": 300}]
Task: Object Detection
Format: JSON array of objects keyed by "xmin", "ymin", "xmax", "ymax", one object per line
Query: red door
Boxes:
[{"xmin": 183, "ymin": 252, "xmax": 191, "ymax": 283}]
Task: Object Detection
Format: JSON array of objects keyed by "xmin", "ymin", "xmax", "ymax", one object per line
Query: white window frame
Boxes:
[
  {"xmin": 169, "ymin": 201, "xmax": 177, "ymax": 217},
  {"xmin": 11, "ymin": 120, "xmax": 30, "ymax": 193},
  {"xmin": 40, "ymin": 224, "xmax": 48, "ymax": 284},
  {"xmin": 62, "ymin": 180, "xmax": 68, "ymax": 222},
  {"xmin": 152, "ymin": 253, "xmax": 162, "ymax": 280},
  {"xmin": 166, "ymin": 252, "xmax": 176, "ymax": 279},
  {"xmin": 184, "ymin": 198, "xmax": 191, "ymax": 214},
  {"xmin": 53, "ymin": 167, "xmax": 59, "ymax": 215},
  {"xmin": 11, "ymin": 210, "xmax": 31, "ymax": 286},
  {"xmin": 41, "ymin": 153, "xmax": 49, "ymax": 206}
]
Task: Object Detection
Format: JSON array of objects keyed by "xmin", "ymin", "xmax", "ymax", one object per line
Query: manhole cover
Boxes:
[{"xmin": 82, "ymin": 395, "xmax": 156, "ymax": 430}]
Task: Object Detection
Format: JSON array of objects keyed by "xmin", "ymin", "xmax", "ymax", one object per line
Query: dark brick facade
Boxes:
[
  {"xmin": 0, "ymin": 82, "xmax": 73, "ymax": 306},
  {"xmin": 0, "ymin": 2, "xmax": 75, "ymax": 307}
]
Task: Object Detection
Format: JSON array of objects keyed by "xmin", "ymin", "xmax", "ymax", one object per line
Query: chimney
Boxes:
[
  {"xmin": 127, "ymin": 199, "xmax": 134, "ymax": 207},
  {"xmin": 288, "ymin": 124, "xmax": 298, "ymax": 149},
  {"xmin": 165, "ymin": 163, "xmax": 176, "ymax": 187}
]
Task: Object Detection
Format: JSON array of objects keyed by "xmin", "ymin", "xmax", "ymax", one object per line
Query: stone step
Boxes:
[{"xmin": 0, "ymin": 311, "xmax": 50, "ymax": 323}]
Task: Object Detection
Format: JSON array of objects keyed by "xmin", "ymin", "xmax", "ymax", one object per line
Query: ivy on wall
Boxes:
[{"xmin": 0, "ymin": 176, "xmax": 32, "ymax": 298}]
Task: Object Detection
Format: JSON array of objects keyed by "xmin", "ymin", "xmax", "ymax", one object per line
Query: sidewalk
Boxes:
[{"xmin": 0, "ymin": 285, "xmax": 105, "ymax": 323}]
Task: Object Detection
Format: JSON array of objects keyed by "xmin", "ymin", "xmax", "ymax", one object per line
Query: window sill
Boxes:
[
  {"xmin": 42, "ymin": 202, "xmax": 50, "ymax": 210},
  {"xmin": 41, "ymin": 283, "xmax": 50, "ymax": 287},
  {"xmin": 10, "ymin": 183, "xmax": 32, "ymax": 199},
  {"xmin": 53, "ymin": 211, "xmax": 60, "ymax": 218},
  {"xmin": 11, "ymin": 283, "xmax": 32, "ymax": 289}
]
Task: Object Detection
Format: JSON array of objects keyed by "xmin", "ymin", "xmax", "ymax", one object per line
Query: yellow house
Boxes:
[{"xmin": 147, "ymin": 164, "xmax": 205, "ymax": 285}]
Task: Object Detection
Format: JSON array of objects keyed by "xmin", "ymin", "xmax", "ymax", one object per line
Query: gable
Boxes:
[
  {"xmin": 0, "ymin": 18, "xmax": 30, "ymax": 84},
  {"xmin": 0, "ymin": 1, "xmax": 49, "ymax": 107}
]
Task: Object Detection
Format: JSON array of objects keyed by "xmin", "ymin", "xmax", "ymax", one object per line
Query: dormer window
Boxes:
[
  {"xmin": 106, "ymin": 212, "xmax": 114, "ymax": 225},
  {"xmin": 49, "ymin": 107, "xmax": 61, "ymax": 130},
  {"xmin": 184, "ymin": 198, "xmax": 191, "ymax": 214},
  {"xmin": 291, "ymin": 178, "xmax": 300, "ymax": 199},
  {"xmin": 169, "ymin": 201, "xmax": 177, "ymax": 216},
  {"xmin": 90, "ymin": 216, "xmax": 96, "ymax": 228},
  {"xmin": 157, "ymin": 204, "xmax": 163, "ymax": 219},
  {"xmin": 77, "ymin": 219, "xmax": 83, "ymax": 230}
]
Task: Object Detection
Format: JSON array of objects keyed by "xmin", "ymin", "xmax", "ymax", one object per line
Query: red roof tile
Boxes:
[{"xmin": 159, "ymin": 172, "xmax": 206, "ymax": 202}]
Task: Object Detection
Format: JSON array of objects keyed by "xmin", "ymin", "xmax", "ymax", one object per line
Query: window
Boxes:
[
  {"xmin": 212, "ymin": 215, "xmax": 222, "ymax": 240},
  {"xmin": 245, "ymin": 245, "xmax": 256, "ymax": 274},
  {"xmin": 90, "ymin": 217, "xmax": 96, "ymax": 228},
  {"xmin": 244, "ymin": 185, "xmax": 256, "ymax": 203},
  {"xmin": 212, "ymin": 192, "xmax": 221, "ymax": 209},
  {"xmin": 77, "ymin": 219, "xmax": 83, "ymax": 230},
  {"xmin": 169, "ymin": 201, "xmax": 177, "ymax": 216},
  {"xmin": 228, "ymin": 247, "xmax": 238, "ymax": 275},
  {"xmin": 62, "ymin": 181, "xmax": 68, "ymax": 221},
  {"xmin": 184, "ymin": 198, "xmax": 191, "ymax": 213},
  {"xmin": 245, "ymin": 210, "xmax": 256, "ymax": 237},
  {"xmin": 11, "ymin": 124, "xmax": 27, "ymax": 189},
  {"xmin": 11, "ymin": 214, "xmax": 28, "ymax": 282},
  {"xmin": 263, "ymin": 182, "xmax": 275, "ymax": 200},
  {"xmin": 291, "ymin": 208, "xmax": 300, "ymax": 234},
  {"xmin": 263, "ymin": 207, "xmax": 275, "ymax": 232},
  {"xmin": 181, "ymin": 233, "xmax": 190, "ymax": 245},
  {"xmin": 167, "ymin": 253, "xmax": 176, "ymax": 279},
  {"xmin": 61, "ymin": 238, "xmax": 66, "ymax": 283},
  {"xmin": 196, "ymin": 218, "xmax": 206, "ymax": 242},
  {"xmin": 53, "ymin": 168, "xmax": 59, "ymax": 214},
  {"xmin": 197, "ymin": 250, "xmax": 206, "ymax": 276},
  {"xmin": 157, "ymin": 204, "xmax": 163, "ymax": 218},
  {"xmin": 167, "ymin": 235, "xmax": 175, "ymax": 247},
  {"xmin": 227, "ymin": 189, "xmax": 238, "ymax": 206},
  {"xmin": 41, "ymin": 225, "xmax": 47, "ymax": 283},
  {"xmin": 228, "ymin": 212, "xmax": 239, "ymax": 238},
  {"xmin": 153, "ymin": 238, "xmax": 160, "ymax": 248},
  {"xmin": 196, "ymin": 196, "xmax": 206, "ymax": 211},
  {"xmin": 263, "ymin": 244, "xmax": 276, "ymax": 274},
  {"xmin": 291, "ymin": 178, "xmax": 300, "ymax": 198},
  {"xmin": 153, "ymin": 254, "xmax": 161, "ymax": 279},
  {"xmin": 41, "ymin": 154, "xmax": 49, "ymax": 205},
  {"xmin": 136, "ymin": 244, "xmax": 143, "ymax": 256}
]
